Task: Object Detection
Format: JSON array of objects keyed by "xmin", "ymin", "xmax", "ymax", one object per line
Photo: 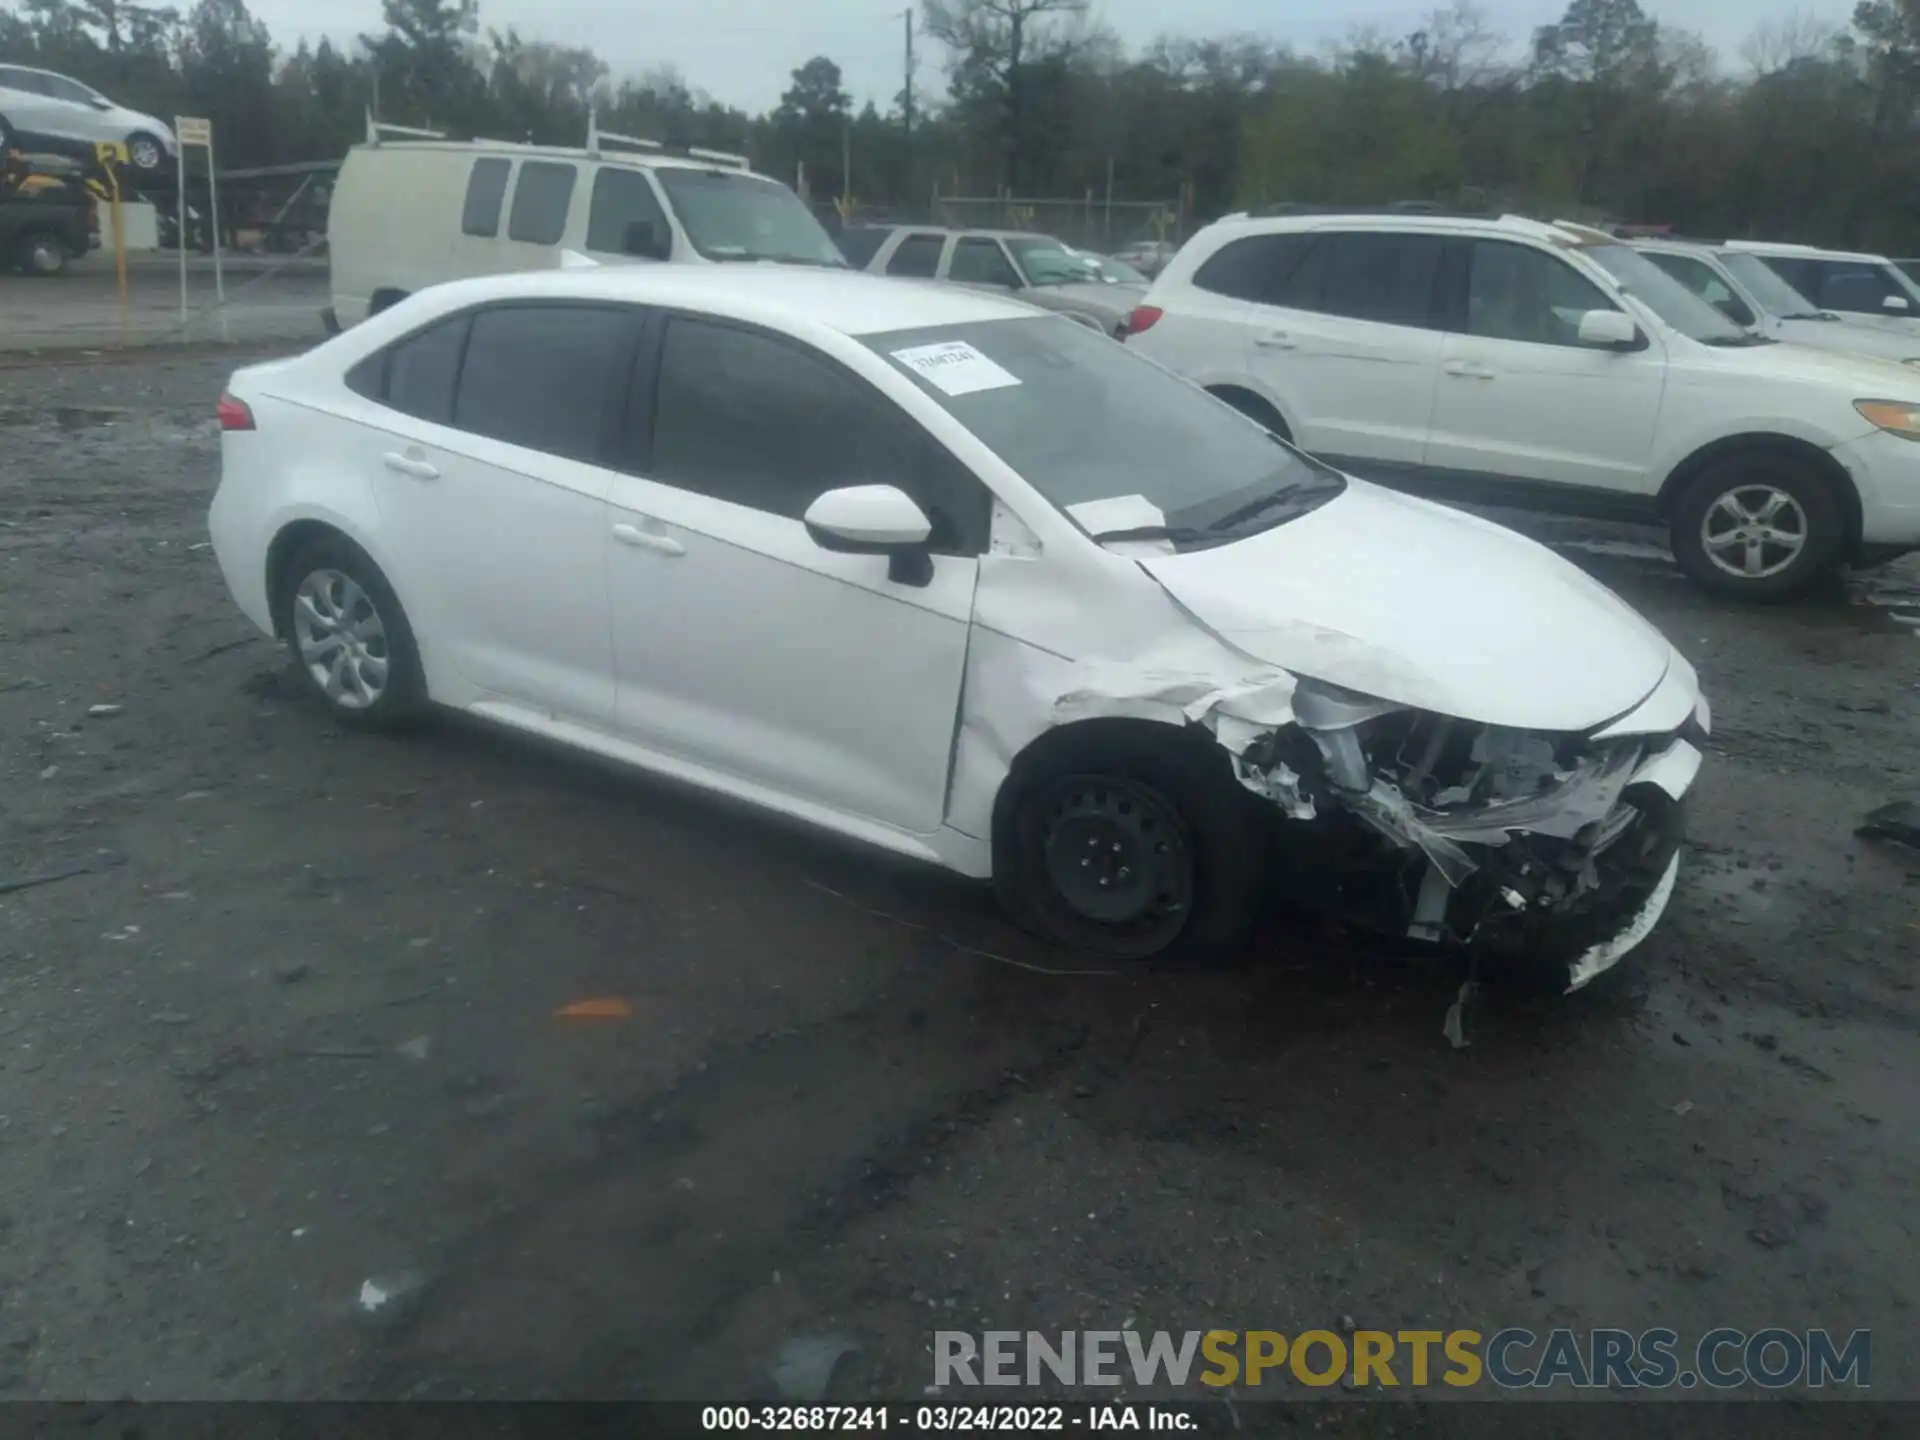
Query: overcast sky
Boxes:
[{"xmin": 250, "ymin": 0, "xmax": 1860, "ymax": 115}]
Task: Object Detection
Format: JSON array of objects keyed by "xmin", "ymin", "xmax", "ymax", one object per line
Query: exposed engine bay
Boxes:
[{"xmin": 1225, "ymin": 679, "xmax": 1702, "ymax": 989}]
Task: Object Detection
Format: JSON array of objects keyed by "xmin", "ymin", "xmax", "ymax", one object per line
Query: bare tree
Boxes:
[
  {"xmin": 1740, "ymin": 10, "xmax": 1843, "ymax": 76},
  {"xmin": 922, "ymin": 0, "xmax": 1091, "ymax": 190}
]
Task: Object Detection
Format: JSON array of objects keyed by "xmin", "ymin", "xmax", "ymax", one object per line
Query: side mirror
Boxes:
[
  {"xmin": 1883, "ymin": 293, "xmax": 1912, "ymax": 313},
  {"xmin": 1577, "ymin": 309, "xmax": 1641, "ymax": 350},
  {"xmin": 803, "ymin": 485, "xmax": 936, "ymax": 587},
  {"xmin": 623, "ymin": 219, "xmax": 670, "ymax": 261}
]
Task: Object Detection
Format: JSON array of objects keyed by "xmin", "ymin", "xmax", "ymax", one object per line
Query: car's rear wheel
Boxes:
[
  {"xmin": 1668, "ymin": 453, "xmax": 1845, "ymax": 599},
  {"xmin": 16, "ymin": 230, "xmax": 69, "ymax": 277},
  {"xmin": 278, "ymin": 535, "xmax": 427, "ymax": 729},
  {"xmin": 126, "ymin": 132, "xmax": 165, "ymax": 173},
  {"xmin": 994, "ymin": 730, "xmax": 1267, "ymax": 967}
]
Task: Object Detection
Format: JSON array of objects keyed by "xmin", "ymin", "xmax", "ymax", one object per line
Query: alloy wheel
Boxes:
[
  {"xmin": 292, "ymin": 568, "xmax": 391, "ymax": 710},
  {"xmin": 1699, "ymin": 483, "xmax": 1808, "ymax": 580}
]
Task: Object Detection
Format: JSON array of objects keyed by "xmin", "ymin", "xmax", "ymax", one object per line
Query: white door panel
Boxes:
[
  {"xmin": 363, "ymin": 416, "xmax": 616, "ymax": 723},
  {"xmin": 1426, "ymin": 238, "xmax": 1667, "ymax": 495},
  {"xmin": 1251, "ymin": 309, "xmax": 1441, "ymax": 464},
  {"xmin": 606, "ymin": 473, "xmax": 975, "ymax": 834},
  {"xmin": 1426, "ymin": 334, "xmax": 1665, "ymax": 494}
]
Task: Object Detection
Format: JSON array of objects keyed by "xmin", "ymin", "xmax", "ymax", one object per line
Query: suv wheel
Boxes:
[
  {"xmin": 1668, "ymin": 453, "xmax": 1845, "ymax": 599},
  {"xmin": 17, "ymin": 231, "xmax": 69, "ymax": 277}
]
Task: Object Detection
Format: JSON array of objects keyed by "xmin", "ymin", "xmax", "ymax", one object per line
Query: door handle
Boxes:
[
  {"xmin": 612, "ymin": 521, "xmax": 686, "ymax": 557},
  {"xmin": 1254, "ymin": 332, "xmax": 1297, "ymax": 350},
  {"xmin": 1443, "ymin": 359, "xmax": 1495, "ymax": 380},
  {"xmin": 381, "ymin": 450, "xmax": 439, "ymax": 479}
]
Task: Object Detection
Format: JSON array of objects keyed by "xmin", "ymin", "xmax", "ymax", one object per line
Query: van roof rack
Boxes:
[
  {"xmin": 585, "ymin": 111, "xmax": 749, "ymax": 171},
  {"xmin": 364, "ymin": 109, "xmax": 446, "ymax": 145}
]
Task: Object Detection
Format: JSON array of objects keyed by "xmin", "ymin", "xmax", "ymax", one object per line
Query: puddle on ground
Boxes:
[{"xmin": 0, "ymin": 405, "xmax": 130, "ymax": 431}]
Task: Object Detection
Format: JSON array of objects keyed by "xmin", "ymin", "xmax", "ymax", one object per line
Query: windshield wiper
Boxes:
[
  {"xmin": 1702, "ymin": 333, "xmax": 1776, "ymax": 347},
  {"xmin": 1780, "ymin": 310, "xmax": 1833, "ymax": 322},
  {"xmin": 1089, "ymin": 524, "xmax": 1217, "ymax": 546},
  {"xmin": 1205, "ymin": 482, "xmax": 1326, "ymax": 532}
]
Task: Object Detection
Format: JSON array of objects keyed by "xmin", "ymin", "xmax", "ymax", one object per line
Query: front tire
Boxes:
[
  {"xmin": 1668, "ymin": 454, "xmax": 1845, "ymax": 599},
  {"xmin": 126, "ymin": 132, "xmax": 165, "ymax": 173},
  {"xmin": 994, "ymin": 729, "xmax": 1268, "ymax": 968},
  {"xmin": 278, "ymin": 535, "xmax": 427, "ymax": 729}
]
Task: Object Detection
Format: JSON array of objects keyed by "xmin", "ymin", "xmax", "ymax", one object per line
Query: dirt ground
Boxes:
[{"xmin": 0, "ymin": 344, "xmax": 1917, "ymax": 1424}]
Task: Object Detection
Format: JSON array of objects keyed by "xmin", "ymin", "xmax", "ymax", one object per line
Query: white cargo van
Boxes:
[{"xmin": 323, "ymin": 115, "xmax": 847, "ymax": 330}]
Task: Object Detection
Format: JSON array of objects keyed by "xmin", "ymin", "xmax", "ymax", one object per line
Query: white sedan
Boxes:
[{"xmin": 208, "ymin": 266, "xmax": 1708, "ymax": 990}]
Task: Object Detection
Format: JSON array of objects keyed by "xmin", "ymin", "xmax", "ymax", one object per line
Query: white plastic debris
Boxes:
[
  {"xmin": 1442, "ymin": 982, "xmax": 1477, "ymax": 1050},
  {"xmin": 86, "ymin": 704, "xmax": 123, "ymax": 718}
]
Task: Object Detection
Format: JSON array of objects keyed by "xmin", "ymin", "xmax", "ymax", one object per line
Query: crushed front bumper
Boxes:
[{"xmin": 1229, "ymin": 686, "xmax": 1706, "ymax": 993}]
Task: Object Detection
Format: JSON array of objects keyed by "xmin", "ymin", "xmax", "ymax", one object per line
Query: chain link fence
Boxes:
[{"xmin": 817, "ymin": 195, "xmax": 1186, "ymax": 254}]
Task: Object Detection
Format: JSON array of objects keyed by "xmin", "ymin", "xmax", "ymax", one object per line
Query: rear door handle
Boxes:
[
  {"xmin": 381, "ymin": 450, "xmax": 440, "ymax": 479},
  {"xmin": 1254, "ymin": 331, "xmax": 1297, "ymax": 350},
  {"xmin": 612, "ymin": 521, "xmax": 685, "ymax": 557},
  {"xmin": 1443, "ymin": 359, "xmax": 1495, "ymax": 379}
]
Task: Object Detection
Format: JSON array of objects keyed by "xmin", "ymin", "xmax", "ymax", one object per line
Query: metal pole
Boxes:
[
  {"xmin": 177, "ymin": 142, "xmax": 187, "ymax": 336},
  {"xmin": 110, "ymin": 169, "xmax": 127, "ymax": 345},
  {"xmin": 903, "ymin": 9, "xmax": 914, "ymax": 145},
  {"xmin": 207, "ymin": 138, "xmax": 228, "ymax": 341},
  {"xmin": 1104, "ymin": 155, "xmax": 1114, "ymax": 248}
]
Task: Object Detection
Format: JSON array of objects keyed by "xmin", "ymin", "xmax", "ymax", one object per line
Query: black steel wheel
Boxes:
[{"xmin": 994, "ymin": 726, "xmax": 1269, "ymax": 968}]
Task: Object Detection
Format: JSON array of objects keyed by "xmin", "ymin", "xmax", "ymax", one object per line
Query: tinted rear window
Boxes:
[
  {"xmin": 1192, "ymin": 234, "xmax": 1313, "ymax": 304},
  {"xmin": 507, "ymin": 161, "xmax": 577, "ymax": 245},
  {"xmin": 886, "ymin": 234, "xmax": 944, "ymax": 278},
  {"xmin": 835, "ymin": 227, "xmax": 889, "ymax": 268},
  {"xmin": 461, "ymin": 158, "xmax": 511, "ymax": 238},
  {"xmin": 387, "ymin": 318, "xmax": 469, "ymax": 423},
  {"xmin": 452, "ymin": 305, "xmax": 629, "ymax": 462}
]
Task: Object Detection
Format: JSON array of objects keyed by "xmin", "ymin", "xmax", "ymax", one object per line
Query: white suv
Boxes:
[
  {"xmin": 1635, "ymin": 238, "xmax": 1920, "ymax": 368},
  {"xmin": 1125, "ymin": 211, "xmax": 1920, "ymax": 598}
]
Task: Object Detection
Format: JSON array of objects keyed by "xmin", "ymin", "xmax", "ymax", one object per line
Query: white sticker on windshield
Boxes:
[{"xmin": 889, "ymin": 341, "xmax": 1021, "ymax": 397}]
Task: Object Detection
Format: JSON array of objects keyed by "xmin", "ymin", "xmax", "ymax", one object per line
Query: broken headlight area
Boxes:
[{"xmin": 1234, "ymin": 697, "xmax": 1691, "ymax": 978}]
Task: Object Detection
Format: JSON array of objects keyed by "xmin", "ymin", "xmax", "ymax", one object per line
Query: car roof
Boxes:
[
  {"xmin": 1191, "ymin": 210, "xmax": 1615, "ymax": 249},
  {"xmin": 348, "ymin": 138, "xmax": 763, "ymax": 176},
  {"xmin": 403, "ymin": 264, "xmax": 1043, "ymax": 336},
  {"xmin": 1722, "ymin": 240, "xmax": 1894, "ymax": 265},
  {"xmin": 866, "ymin": 224, "xmax": 1055, "ymax": 242}
]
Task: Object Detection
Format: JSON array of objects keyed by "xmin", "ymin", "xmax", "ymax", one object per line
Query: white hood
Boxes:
[
  {"xmin": 1136, "ymin": 478, "xmax": 1674, "ymax": 732},
  {"xmin": 1772, "ymin": 316, "xmax": 1920, "ymax": 366}
]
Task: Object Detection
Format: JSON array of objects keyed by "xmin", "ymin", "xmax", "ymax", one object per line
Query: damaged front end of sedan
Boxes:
[{"xmin": 1201, "ymin": 678, "xmax": 1705, "ymax": 993}]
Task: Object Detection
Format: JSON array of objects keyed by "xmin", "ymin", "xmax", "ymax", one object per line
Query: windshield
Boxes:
[
  {"xmin": 1582, "ymin": 243, "xmax": 1753, "ymax": 343},
  {"xmin": 865, "ymin": 316, "xmax": 1343, "ymax": 548},
  {"xmin": 1005, "ymin": 237, "xmax": 1096, "ymax": 287},
  {"xmin": 1076, "ymin": 251, "xmax": 1147, "ymax": 285},
  {"xmin": 1718, "ymin": 250, "xmax": 1825, "ymax": 319},
  {"xmin": 653, "ymin": 169, "xmax": 846, "ymax": 267}
]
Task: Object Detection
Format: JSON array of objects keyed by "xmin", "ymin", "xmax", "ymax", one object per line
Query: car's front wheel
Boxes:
[
  {"xmin": 278, "ymin": 535, "xmax": 427, "ymax": 729},
  {"xmin": 126, "ymin": 132, "xmax": 165, "ymax": 173},
  {"xmin": 994, "ymin": 729, "xmax": 1268, "ymax": 967},
  {"xmin": 1668, "ymin": 453, "xmax": 1846, "ymax": 599}
]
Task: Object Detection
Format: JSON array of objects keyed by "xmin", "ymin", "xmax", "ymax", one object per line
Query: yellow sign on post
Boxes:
[{"xmin": 93, "ymin": 141, "xmax": 129, "ymax": 342}]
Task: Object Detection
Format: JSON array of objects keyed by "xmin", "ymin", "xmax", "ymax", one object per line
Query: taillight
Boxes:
[
  {"xmin": 1122, "ymin": 305, "xmax": 1163, "ymax": 339},
  {"xmin": 217, "ymin": 394, "xmax": 255, "ymax": 431}
]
